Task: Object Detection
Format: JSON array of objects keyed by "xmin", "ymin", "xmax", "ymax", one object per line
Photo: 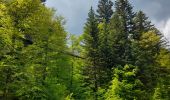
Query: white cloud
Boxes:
[
  {"xmin": 163, "ymin": 19, "xmax": 170, "ymax": 41},
  {"xmin": 156, "ymin": 19, "xmax": 170, "ymax": 43}
]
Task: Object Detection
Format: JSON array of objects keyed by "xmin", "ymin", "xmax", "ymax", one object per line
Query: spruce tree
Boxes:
[
  {"xmin": 131, "ymin": 30, "xmax": 162, "ymax": 98},
  {"xmin": 109, "ymin": 0, "xmax": 135, "ymax": 65},
  {"xmin": 131, "ymin": 11, "xmax": 162, "ymax": 96},
  {"xmin": 96, "ymin": 0, "xmax": 114, "ymax": 87},
  {"xmin": 97, "ymin": 0, "xmax": 113, "ymax": 23},
  {"xmin": 97, "ymin": 22, "xmax": 114, "ymax": 87},
  {"xmin": 133, "ymin": 11, "xmax": 154, "ymax": 40},
  {"xmin": 115, "ymin": 0, "xmax": 135, "ymax": 34},
  {"xmin": 83, "ymin": 7, "xmax": 99, "ymax": 100}
]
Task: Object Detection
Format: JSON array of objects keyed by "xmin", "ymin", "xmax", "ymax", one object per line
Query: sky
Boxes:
[{"xmin": 46, "ymin": 0, "xmax": 170, "ymax": 42}]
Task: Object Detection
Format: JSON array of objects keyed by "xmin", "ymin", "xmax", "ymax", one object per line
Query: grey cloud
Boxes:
[
  {"xmin": 46, "ymin": 0, "xmax": 98, "ymax": 34},
  {"xmin": 46, "ymin": 0, "xmax": 170, "ymax": 41},
  {"xmin": 129, "ymin": 0, "xmax": 170, "ymax": 42},
  {"xmin": 130, "ymin": 0, "xmax": 170, "ymax": 21}
]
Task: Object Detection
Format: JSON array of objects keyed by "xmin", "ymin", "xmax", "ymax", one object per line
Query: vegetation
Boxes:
[{"xmin": 0, "ymin": 0, "xmax": 170, "ymax": 100}]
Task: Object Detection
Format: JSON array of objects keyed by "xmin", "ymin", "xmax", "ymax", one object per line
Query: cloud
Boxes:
[
  {"xmin": 163, "ymin": 20, "xmax": 170, "ymax": 41},
  {"xmin": 157, "ymin": 19, "xmax": 170, "ymax": 42},
  {"xmin": 130, "ymin": 0, "xmax": 170, "ymax": 21},
  {"xmin": 130, "ymin": 0, "xmax": 170, "ymax": 42}
]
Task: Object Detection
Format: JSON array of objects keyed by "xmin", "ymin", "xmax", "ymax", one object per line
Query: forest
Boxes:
[{"xmin": 0, "ymin": 0, "xmax": 170, "ymax": 100}]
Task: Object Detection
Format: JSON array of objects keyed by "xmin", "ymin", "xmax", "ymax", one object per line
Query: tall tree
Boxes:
[
  {"xmin": 131, "ymin": 30, "xmax": 162, "ymax": 98},
  {"xmin": 130, "ymin": 6, "xmax": 163, "ymax": 98},
  {"xmin": 97, "ymin": 22, "xmax": 114, "ymax": 87},
  {"xmin": 83, "ymin": 7, "xmax": 99, "ymax": 100},
  {"xmin": 109, "ymin": 0, "xmax": 135, "ymax": 65},
  {"xmin": 97, "ymin": 0, "xmax": 113, "ymax": 23},
  {"xmin": 96, "ymin": 0, "xmax": 114, "ymax": 88}
]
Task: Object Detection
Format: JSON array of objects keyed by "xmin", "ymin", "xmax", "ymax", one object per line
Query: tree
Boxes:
[
  {"xmin": 105, "ymin": 64, "xmax": 146, "ymax": 100},
  {"xmin": 67, "ymin": 34, "xmax": 92, "ymax": 100},
  {"xmin": 96, "ymin": 0, "xmax": 114, "ymax": 89},
  {"xmin": 97, "ymin": 22, "xmax": 114, "ymax": 87},
  {"xmin": 97, "ymin": 0, "xmax": 113, "ymax": 23},
  {"xmin": 115, "ymin": 0, "xmax": 135, "ymax": 34},
  {"xmin": 109, "ymin": 0, "xmax": 135, "ymax": 65},
  {"xmin": 130, "ymin": 30, "xmax": 162, "ymax": 98},
  {"xmin": 152, "ymin": 48, "xmax": 170, "ymax": 100},
  {"xmin": 133, "ymin": 11, "xmax": 154, "ymax": 40},
  {"xmin": 82, "ymin": 7, "xmax": 100, "ymax": 100},
  {"xmin": 0, "ymin": 1, "xmax": 24, "ymax": 99},
  {"xmin": 0, "ymin": 0, "xmax": 72, "ymax": 99}
]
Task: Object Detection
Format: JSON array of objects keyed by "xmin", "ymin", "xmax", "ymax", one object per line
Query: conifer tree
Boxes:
[
  {"xmin": 133, "ymin": 11, "xmax": 154, "ymax": 40},
  {"xmin": 97, "ymin": 0, "xmax": 113, "ymax": 23},
  {"xmin": 97, "ymin": 22, "xmax": 114, "ymax": 87},
  {"xmin": 130, "ymin": 8, "xmax": 162, "ymax": 98},
  {"xmin": 107, "ymin": 0, "xmax": 163, "ymax": 99},
  {"xmin": 96, "ymin": 0, "xmax": 114, "ymax": 87},
  {"xmin": 115, "ymin": 0, "xmax": 135, "ymax": 34},
  {"xmin": 109, "ymin": 0, "xmax": 135, "ymax": 65},
  {"xmin": 83, "ymin": 7, "xmax": 100, "ymax": 100}
]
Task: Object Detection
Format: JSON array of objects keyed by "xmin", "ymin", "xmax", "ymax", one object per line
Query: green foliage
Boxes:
[
  {"xmin": 0, "ymin": 0, "xmax": 72, "ymax": 99},
  {"xmin": 97, "ymin": 0, "xmax": 113, "ymax": 23},
  {"xmin": 0, "ymin": 0, "xmax": 170, "ymax": 100},
  {"xmin": 156, "ymin": 49, "xmax": 170, "ymax": 68},
  {"xmin": 133, "ymin": 11, "xmax": 154, "ymax": 39},
  {"xmin": 65, "ymin": 93, "xmax": 74, "ymax": 100},
  {"xmin": 153, "ymin": 49, "xmax": 170, "ymax": 100},
  {"xmin": 105, "ymin": 65, "xmax": 146, "ymax": 100},
  {"xmin": 109, "ymin": 0, "xmax": 135, "ymax": 65},
  {"xmin": 97, "ymin": 22, "xmax": 113, "ymax": 86},
  {"xmin": 82, "ymin": 7, "xmax": 100, "ymax": 100}
]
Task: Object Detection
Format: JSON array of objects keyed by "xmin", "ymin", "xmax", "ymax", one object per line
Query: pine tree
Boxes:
[
  {"xmin": 109, "ymin": 0, "xmax": 135, "ymax": 65},
  {"xmin": 131, "ymin": 31, "xmax": 162, "ymax": 97},
  {"xmin": 131, "ymin": 9, "xmax": 163, "ymax": 99},
  {"xmin": 96, "ymin": 0, "xmax": 114, "ymax": 88},
  {"xmin": 133, "ymin": 11, "xmax": 154, "ymax": 40},
  {"xmin": 107, "ymin": 1, "xmax": 163, "ymax": 99},
  {"xmin": 115, "ymin": 0, "xmax": 135, "ymax": 34},
  {"xmin": 131, "ymin": 11, "xmax": 159, "ymax": 67},
  {"xmin": 97, "ymin": 22, "xmax": 114, "ymax": 87},
  {"xmin": 97, "ymin": 0, "xmax": 113, "ymax": 23},
  {"xmin": 83, "ymin": 7, "xmax": 100, "ymax": 100}
]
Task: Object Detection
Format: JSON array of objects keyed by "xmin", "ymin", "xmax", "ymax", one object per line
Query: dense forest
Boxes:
[{"xmin": 0, "ymin": 0, "xmax": 170, "ymax": 100}]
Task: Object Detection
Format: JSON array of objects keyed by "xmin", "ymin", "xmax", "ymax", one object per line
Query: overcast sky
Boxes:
[{"xmin": 46, "ymin": 0, "xmax": 170, "ymax": 41}]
